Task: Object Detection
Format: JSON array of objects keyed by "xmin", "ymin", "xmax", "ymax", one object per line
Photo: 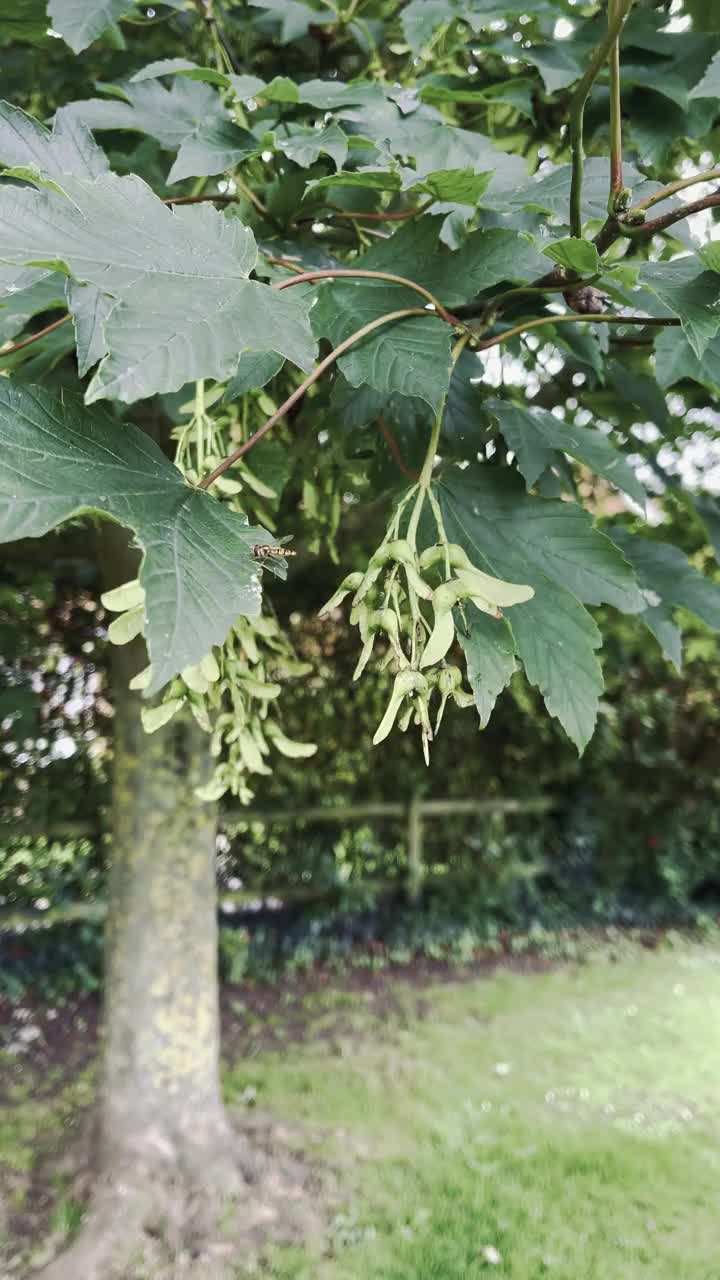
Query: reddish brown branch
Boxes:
[
  {"xmin": 272, "ymin": 268, "xmax": 459, "ymax": 326},
  {"xmin": 264, "ymin": 255, "xmax": 306, "ymax": 273},
  {"xmin": 199, "ymin": 307, "xmax": 426, "ymax": 490},
  {"xmin": 595, "ymin": 190, "xmax": 720, "ymax": 253},
  {"xmin": 377, "ymin": 415, "xmax": 419, "ymax": 481},
  {"xmin": 0, "ymin": 313, "xmax": 71, "ymax": 357},
  {"xmin": 631, "ymin": 192, "xmax": 720, "ymax": 237}
]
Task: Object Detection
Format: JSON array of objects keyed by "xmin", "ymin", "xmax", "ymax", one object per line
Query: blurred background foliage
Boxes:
[{"xmin": 3, "ymin": 509, "xmax": 720, "ymax": 1000}]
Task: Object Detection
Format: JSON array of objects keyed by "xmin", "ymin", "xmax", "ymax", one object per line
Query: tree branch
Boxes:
[
  {"xmin": 272, "ymin": 268, "xmax": 459, "ymax": 325},
  {"xmin": 568, "ymin": 0, "xmax": 635, "ymax": 238},
  {"xmin": 198, "ymin": 307, "xmax": 427, "ymax": 490},
  {"xmin": 453, "ymin": 278, "xmax": 595, "ymax": 321},
  {"xmin": 626, "ymin": 191, "xmax": 720, "ymax": 238}
]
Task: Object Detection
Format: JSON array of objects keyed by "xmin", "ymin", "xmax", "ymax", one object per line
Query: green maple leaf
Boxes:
[
  {"xmin": 486, "ymin": 398, "xmax": 646, "ymax": 507},
  {"xmin": 0, "ymin": 382, "xmax": 278, "ymax": 694},
  {"xmin": 48, "ymin": 0, "xmax": 135, "ymax": 53},
  {"xmin": 437, "ymin": 466, "xmax": 644, "ymax": 750}
]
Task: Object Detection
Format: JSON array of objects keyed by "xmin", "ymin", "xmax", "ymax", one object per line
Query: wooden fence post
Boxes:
[
  {"xmin": 1, "ymin": 795, "xmax": 555, "ymax": 929},
  {"xmin": 406, "ymin": 791, "xmax": 424, "ymax": 905}
]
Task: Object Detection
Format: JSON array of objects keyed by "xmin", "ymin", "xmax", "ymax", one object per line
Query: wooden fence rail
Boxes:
[{"xmin": 0, "ymin": 794, "xmax": 552, "ymax": 931}]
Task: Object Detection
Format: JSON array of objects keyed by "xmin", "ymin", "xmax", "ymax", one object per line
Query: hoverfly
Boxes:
[{"xmin": 252, "ymin": 535, "xmax": 297, "ymax": 559}]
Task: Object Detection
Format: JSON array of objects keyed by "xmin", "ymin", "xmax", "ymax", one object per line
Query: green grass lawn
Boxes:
[
  {"xmin": 2, "ymin": 941, "xmax": 719, "ymax": 1278},
  {"xmin": 225, "ymin": 943, "xmax": 720, "ymax": 1280}
]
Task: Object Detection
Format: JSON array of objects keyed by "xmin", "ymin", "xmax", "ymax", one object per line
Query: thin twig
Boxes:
[
  {"xmin": 568, "ymin": 0, "xmax": 635, "ymax": 238},
  {"xmin": 233, "ymin": 175, "xmax": 270, "ymax": 218},
  {"xmin": 475, "ymin": 311, "xmax": 679, "ymax": 353},
  {"xmin": 296, "ymin": 199, "xmax": 434, "ymax": 225},
  {"xmin": 164, "ymin": 193, "xmax": 236, "ymax": 206},
  {"xmin": 165, "ymin": 181, "xmax": 273, "ymax": 224},
  {"xmin": 272, "ymin": 268, "xmax": 458, "ymax": 325},
  {"xmin": 630, "ymin": 168, "xmax": 720, "ymax": 213},
  {"xmin": 454, "ymin": 278, "xmax": 599, "ymax": 321},
  {"xmin": 0, "ymin": 313, "xmax": 71, "ymax": 357},
  {"xmin": 199, "ymin": 307, "xmax": 427, "ymax": 490},
  {"xmin": 191, "ymin": 0, "xmax": 239, "ymax": 73}
]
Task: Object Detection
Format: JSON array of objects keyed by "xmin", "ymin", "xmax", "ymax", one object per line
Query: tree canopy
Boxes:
[{"xmin": 2, "ymin": 0, "xmax": 720, "ymax": 790}]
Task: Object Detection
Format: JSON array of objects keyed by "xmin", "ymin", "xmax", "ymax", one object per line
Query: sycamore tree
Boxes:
[{"xmin": 3, "ymin": 0, "xmax": 720, "ymax": 1274}]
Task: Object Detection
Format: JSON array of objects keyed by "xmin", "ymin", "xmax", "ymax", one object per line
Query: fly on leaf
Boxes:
[{"xmin": 252, "ymin": 535, "xmax": 297, "ymax": 559}]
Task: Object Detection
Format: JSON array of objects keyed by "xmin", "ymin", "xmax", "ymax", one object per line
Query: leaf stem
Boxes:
[
  {"xmin": 608, "ymin": 0, "xmax": 624, "ymax": 207},
  {"xmin": 191, "ymin": 0, "xmax": 239, "ymax": 74},
  {"xmin": 0, "ymin": 313, "xmax": 71, "ymax": 357},
  {"xmin": 272, "ymin": 268, "xmax": 458, "ymax": 325},
  {"xmin": 198, "ymin": 308, "xmax": 427, "ymax": 490},
  {"xmin": 406, "ymin": 334, "xmax": 467, "ymax": 548},
  {"xmin": 568, "ymin": 0, "xmax": 635, "ymax": 238}
]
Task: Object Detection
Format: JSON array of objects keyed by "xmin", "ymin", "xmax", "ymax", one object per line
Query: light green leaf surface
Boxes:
[
  {"xmin": 168, "ymin": 118, "xmax": 260, "ymax": 183},
  {"xmin": 62, "ymin": 79, "xmax": 224, "ymax": 151},
  {"xmin": 0, "ymin": 172, "xmax": 316, "ymax": 402},
  {"xmin": 544, "ymin": 238, "xmax": 601, "ymax": 275},
  {"xmin": 65, "ymin": 281, "xmax": 113, "ymax": 376},
  {"xmin": 0, "ymin": 100, "xmax": 108, "ymax": 179}
]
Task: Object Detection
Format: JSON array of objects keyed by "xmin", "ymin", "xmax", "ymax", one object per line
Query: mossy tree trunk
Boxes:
[{"xmin": 38, "ymin": 528, "xmax": 252, "ymax": 1279}]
